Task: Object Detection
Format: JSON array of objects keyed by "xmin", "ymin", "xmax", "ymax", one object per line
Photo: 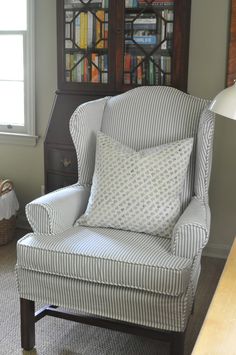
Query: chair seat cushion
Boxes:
[{"xmin": 17, "ymin": 226, "xmax": 192, "ymax": 296}]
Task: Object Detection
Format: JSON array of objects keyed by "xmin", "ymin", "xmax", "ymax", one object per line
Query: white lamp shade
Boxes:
[{"xmin": 209, "ymin": 82, "xmax": 236, "ymax": 120}]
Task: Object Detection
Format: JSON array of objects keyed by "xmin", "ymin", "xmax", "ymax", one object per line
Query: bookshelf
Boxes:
[{"xmin": 44, "ymin": 0, "xmax": 191, "ymax": 192}]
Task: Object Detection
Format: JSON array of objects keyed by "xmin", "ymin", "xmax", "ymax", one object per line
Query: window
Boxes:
[{"xmin": 0, "ymin": 0, "xmax": 36, "ymax": 145}]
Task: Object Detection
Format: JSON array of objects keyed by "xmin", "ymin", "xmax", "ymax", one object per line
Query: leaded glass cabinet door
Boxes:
[
  {"xmin": 116, "ymin": 0, "xmax": 190, "ymax": 92},
  {"xmin": 58, "ymin": 0, "xmax": 116, "ymax": 91}
]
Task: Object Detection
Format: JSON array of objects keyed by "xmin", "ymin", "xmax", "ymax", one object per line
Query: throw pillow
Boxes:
[{"xmin": 76, "ymin": 132, "xmax": 193, "ymax": 237}]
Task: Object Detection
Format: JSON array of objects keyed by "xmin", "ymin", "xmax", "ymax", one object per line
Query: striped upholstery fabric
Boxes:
[
  {"xmin": 26, "ymin": 184, "xmax": 90, "ymax": 234},
  {"xmin": 171, "ymin": 197, "xmax": 210, "ymax": 258},
  {"xmin": 17, "ymin": 227, "xmax": 192, "ymax": 296},
  {"xmin": 70, "ymin": 87, "xmax": 214, "ymax": 211},
  {"xmin": 194, "ymin": 108, "xmax": 215, "ymax": 199},
  {"xmin": 17, "ymin": 86, "xmax": 215, "ymax": 334},
  {"xmin": 16, "ymin": 268, "xmax": 194, "ymax": 332},
  {"xmin": 101, "ymin": 86, "xmax": 212, "ymax": 210},
  {"xmin": 70, "ymin": 97, "xmax": 109, "ymax": 186}
]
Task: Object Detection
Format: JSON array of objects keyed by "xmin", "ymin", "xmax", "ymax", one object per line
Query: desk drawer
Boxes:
[
  {"xmin": 47, "ymin": 173, "xmax": 77, "ymax": 192},
  {"xmin": 47, "ymin": 148, "xmax": 77, "ymax": 174}
]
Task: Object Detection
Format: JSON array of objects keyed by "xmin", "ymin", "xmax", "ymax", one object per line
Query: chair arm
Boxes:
[
  {"xmin": 26, "ymin": 184, "xmax": 90, "ymax": 234},
  {"xmin": 171, "ymin": 197, "xmax": 210, "ymax": 259}
]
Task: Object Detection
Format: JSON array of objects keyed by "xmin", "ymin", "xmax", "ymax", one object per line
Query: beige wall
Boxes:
[
  {"xmin": 0, "ymin": 0, "xmax": 57, "ymax": 221},
  {"xmin": 188, "ymin": 0, "xmax": 236, "ymax": 256},
  {"xmin": 0, "ymin": 0, "xmax": 234, "ymax": 256}
]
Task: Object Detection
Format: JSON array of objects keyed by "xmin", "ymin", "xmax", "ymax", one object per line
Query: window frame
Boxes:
[{"xmin": 0, "ymin": 0, "xmax": 37, "ymax": 145}]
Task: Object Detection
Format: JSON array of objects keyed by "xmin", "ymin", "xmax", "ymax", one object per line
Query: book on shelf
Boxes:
[
  {"xmin": 137, "ymin": 0, "xmax": 174, "ymax": 6},
  {"xmin": 148, "ymin": 59, "xmax": 155, "ymax": 85},
  {"xmin": 126, "ymin": 33, "xmax": 157, "ymax": 45},
  {"xmin": 124, "ymin": 53, "xmax": 132, "ymax": 84},
  {"xmin": 104, "ymin": 12, "xmax": 109, "ymax": 47},
  {"xmin": 91, "ymin": 53, "xmax": 108, "ymax": 83},
  {"xmin": 136, "ymin": 56, "xmax": 143, "ymax": 84},
  {"xmin": 66, "ymin": 53, "xmax": 108, "ymax": 83},
  {"xmin": 161, "ymin": 9, "xmax": 173, "ymax": 49},
  {"xmin": 75, "ymin": 14, "xmax": 80, "ymax": 47},
  {"xmin": 79, "ymin": 12, "xmax": 88, "ymax": 48},
  {"xmin": 64, "ymin": 0, "xmax": 104, "ymax": 9},
  {"xmin": 87, "ymin": 11, "xmax": 94, "ymax": 47},
  {"xmin": 159, "ymin": 55, "xmax": 171, "ymax": 84},
  {"xmin": 91, "ymin": 53, "xmax": 99, "ymax": 82},
  {"xmin": 123, "ymin": 53, "xmax": 172, "ymax": 86},
  {"xmin": 102, "ymin": 0, "xmax": 109, "ymax": 8},
  {"xmin": 101, "ymin": 54, "xmax": 108, "ymax": 83},
  {"xmin": 96, "ymin": 10, "xmax": 105, "ymax": 48},
  {"xmin": 126, "ymin": 0, "xmax": 141, "ymax": 8},
  {"xmin": 125, "ymin": 29, "xmax": 157, "ymax": 45},
  {"xmin": 125, "ymin": 15, "xmax": 157, "ymax": 31},
  {"xmin": 65, "ymin": 8, "xmax": 108, "ymax": 50},
  {"xmin": 125, "ymin": 0, "xmax": 174, "ymax": 7}
]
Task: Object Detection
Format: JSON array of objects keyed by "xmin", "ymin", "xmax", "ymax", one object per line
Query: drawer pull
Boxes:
[{"xmin": 61, "ymin": 158, "xmax": 72, "ymax": 168}]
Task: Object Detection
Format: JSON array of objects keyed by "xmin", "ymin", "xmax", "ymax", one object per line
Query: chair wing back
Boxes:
[{"xmin": 70, "ymin": 86, "xmax": 215, "ymax": 209}]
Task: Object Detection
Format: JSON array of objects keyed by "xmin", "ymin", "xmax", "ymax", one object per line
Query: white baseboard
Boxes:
[{"xmin": 203, "ymin": 242, "xmax": 230, "ymax": 259}]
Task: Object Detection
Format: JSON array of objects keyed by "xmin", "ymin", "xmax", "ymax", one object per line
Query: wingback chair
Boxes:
[{"xmin": 16, "ymin": 86, "xmax": 215, "ymax": 355}]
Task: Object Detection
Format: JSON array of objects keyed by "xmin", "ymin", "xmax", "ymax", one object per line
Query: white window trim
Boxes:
[{"xmin": 0, "ymin": 0, "xmax": 38, "ymax": 146}]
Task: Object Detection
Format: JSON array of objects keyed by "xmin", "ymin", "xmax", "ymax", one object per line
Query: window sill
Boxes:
[{"xmin": 0, "ymin": 132, "xmax": 38, "ymax": 146}]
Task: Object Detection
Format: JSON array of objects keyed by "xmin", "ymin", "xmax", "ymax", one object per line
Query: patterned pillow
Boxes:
[{"xmin": 76, "ymin": 132, "xmax": 193, "ymax": 237}]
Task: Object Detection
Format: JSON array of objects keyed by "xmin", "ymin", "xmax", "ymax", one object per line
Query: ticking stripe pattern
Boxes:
[
  {"xmin": 69, "ymin": 86, "xmax": 214, "ymax": 212},
  {"xmin": 70, "ymin": 97, "xmax": 109, "ymax": 185},
  {"xmin": 26, "ymin": 184, "xmax": 90, "ymax": 234},
  {"xmin": 17, "ymin": 227, "xmax": 192, "ymax": 296},
  {"xmin": 194, "ymin": 108, "xmax": 215, "ymax": 199},
  {"xmin": 101, "ymin": 86, "xmax": 212, "ymax": 211},
  {"xmin": 16, "ymin": 268, "xmax": 195, "ymax": 332},
  {"xmin": 17, "ymin": 86, "xmax": 215, "ymax": 334},
  {"xmin": 171, "ymin": 197, "xmax": 211, "ymax": 258}
]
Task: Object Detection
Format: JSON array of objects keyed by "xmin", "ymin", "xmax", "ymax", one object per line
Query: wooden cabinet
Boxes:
[{"xmin": 44, "ymin": 0, "xmax": 191, "ymax": 192}]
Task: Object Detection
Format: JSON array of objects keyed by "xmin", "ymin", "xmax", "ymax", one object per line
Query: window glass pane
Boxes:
[
  {"xmin": 0, "ymin": 0, "xmax": 27, "ymax": 31},
  {"xmin": 0, "ymin": 81, "xmax": 24, "ymax": 126},
  {"xmin": 0, "ymin": 35, "xmax": 24, "ymax": 80}
]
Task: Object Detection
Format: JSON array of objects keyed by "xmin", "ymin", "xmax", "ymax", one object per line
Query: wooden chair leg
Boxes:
[
  {"xmin": 170, "ymin": 331, "xmax": 185, "ymax": 355},
  {"xmin": 20, "ymin": 298, "xmax": 35, "ymax": 350}
]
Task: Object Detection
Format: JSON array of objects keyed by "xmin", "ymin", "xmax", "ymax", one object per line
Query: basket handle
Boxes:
[{"xmin": 0, "ymin": 179, "xmax": 14, "ymax": 196}]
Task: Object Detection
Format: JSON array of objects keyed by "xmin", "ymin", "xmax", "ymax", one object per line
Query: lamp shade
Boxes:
[{"xmin": 209, "ymin": 82, "xmax": 236, "ymax": 119}]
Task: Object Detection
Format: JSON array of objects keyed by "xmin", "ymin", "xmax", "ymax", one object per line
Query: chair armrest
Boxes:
[
  {"xmin": 26, "ymin": 184, "xmax": 90, "ymax": 234},
  {"xmin": 171, "ymin": 197, "xmax": 210, "ymax": 258}
]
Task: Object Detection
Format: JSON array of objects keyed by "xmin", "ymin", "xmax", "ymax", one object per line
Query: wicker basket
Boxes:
[{"xmin": 0, "ymin": 180, "xmax": 17, "ymax": 245}]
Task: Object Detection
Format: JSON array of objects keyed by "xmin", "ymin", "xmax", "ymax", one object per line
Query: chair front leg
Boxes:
[
  {"xmin": 170, "ymin": 331, "xmax": 185, "ymax": 355},
  {"xmin": 20, "ymin": 298, "xmax": 35, "ymax": 351}
]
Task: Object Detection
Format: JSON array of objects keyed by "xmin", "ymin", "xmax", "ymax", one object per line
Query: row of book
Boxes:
[
  {"xmin": 123, "ymin": 53, "xmax": 171, "ymax": 85},
  {"xmin": 125, "ymin": 10, "xmax": 173, "ymax": 49},
  {"xmin": 65, "ymin": 0, "xmax": 109, "ymax": 9},
  {"xmin": 125, "ymin": 0, "xmax": 174, "ymax": 7},
  {"xmin": 125, "ymin": 31, "xmax": 157, "ymax": 45},
  {"xmin": 65, "ymin": 10, "xmax": 108, "ymax": 49},
  {"xmin": 66, "ymin": 53, "xmax": 108, "ymax": 83}
]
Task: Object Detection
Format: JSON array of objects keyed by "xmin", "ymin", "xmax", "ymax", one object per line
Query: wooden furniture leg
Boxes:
[
  {"xmin": 170, "ymin": 331, "xmax": 185, "ymax": 355},
  {"xmin": 19, "ymin": 298, "xmax": 186, "ymax": 354},
  {"xmin": 20, "ymin": 298, "xmax": 35, "ymax": 351}
]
